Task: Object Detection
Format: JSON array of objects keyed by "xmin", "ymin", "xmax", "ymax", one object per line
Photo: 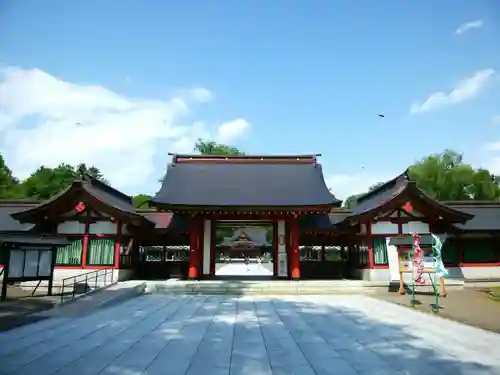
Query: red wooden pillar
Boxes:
[
  {"xmin": 113, "ymin": 220, "xmax": 122, "ymax": 269},
  {"xmin": 188, "ymin": 218, "xmax": 200, "ymax": 280},
  {"xmin": 366, "ymin": 221, "xmax": 375, "ymax": 268},
  {"xmin": 290, "ymin": 219, "xmax": 300, "ymax": 280}
]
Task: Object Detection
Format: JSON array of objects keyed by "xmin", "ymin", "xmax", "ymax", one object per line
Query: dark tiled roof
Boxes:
[
  {"xmin": 0, "ymin": 203, "xmax": 38, "ymax": 232},
  {"xmin": 137, "ymin": 211, "xmax": 189, "ymax": 231},
  {"xmin": 299, "ymin": 211, "xmax": 352, "ymax": 231},
  {"xmin": 350, "ymin": 171, "xmax": 409, "ymax": 215},
  {"xmin": 82, "ymin": 176, "xmax": 135, "ymax": 214},
  {"xmin": 0, "ymin": 232, "xmax": 70, "ymax": 246},
  {"xmin": 152, "ymin": 161, "xmax": 340, "ymax": 208},
  {"xmin": 445, "ymin": 202, "xmax": 500, "ymax": 231}
]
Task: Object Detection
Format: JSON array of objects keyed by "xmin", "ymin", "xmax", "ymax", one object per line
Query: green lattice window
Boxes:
[
  {"xmin": 87, "ymin": 238, "xmax": 115, "ymax": 266},
  {"xmin": 373, "ymin": 237, "xmax": 389, "ymax": 266},
  {"xmin": 56, "ymin": 239, "xmax": 83, "ymax": 265}
]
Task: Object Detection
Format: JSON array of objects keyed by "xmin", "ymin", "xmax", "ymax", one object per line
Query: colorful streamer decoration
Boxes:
[
  {"xmin": 412, "ymin": 234, "xmax": 425, "ymax": 284},
  {"xmin": 432, "ymin": 233, "xmax": 448, "ymax": 278}
]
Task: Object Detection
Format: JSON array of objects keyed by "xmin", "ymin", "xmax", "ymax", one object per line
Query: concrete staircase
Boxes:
[{"xmin": 145, "ymin": 279, "xmax": 464, "ymax": 296}]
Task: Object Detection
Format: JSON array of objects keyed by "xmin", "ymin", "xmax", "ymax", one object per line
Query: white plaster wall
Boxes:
[
  {"xmin": 371, "ymin": 222, "xmax": 398, "ymax": 235},
  {"xmin": 447, "ymin": 266, "xmax": 500, "ymax": 280},
  {"xmin": 57, "ymin": 221, "xmax": 85, "ymax": 234},
  {"xmin": 202, "ymin": 219, "xmax": 211, "ymax": 275},
  {"xmin": 354, "ymin": 265, "xmax": 500, "ymax": 282},
  {"xmin": 88, "ymin": 221, "xmax": 117, "ymax": 234},
  {"xmin": 402, "ymin": 221, "xmax": 429, "ymax": 234},
  {"xmin": 353, "ymin": 268, "xmax": 390, "ymax": 281},
  {"xmin": 19, "ymin": 268, "xmax": 132, "ymax": 291}
]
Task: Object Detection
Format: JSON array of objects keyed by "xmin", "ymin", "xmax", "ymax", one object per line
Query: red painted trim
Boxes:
[
  {"xmin": 273, "ymin": 221, "xmax": 278, "ymax": 277},
  {"xmin": 114, "ymin": 220, "xmax": 122, "ymax": 269},
  {"xmin": 372, "ymin": 265, "xmax": 389, "ymax": 269},
  {"xmin": 55, "ymin": 265, "xmax": 113, "ymax": 270},
  {"xmin": 210, "ymin": 219, "xmax": 215, "ymax": 276},
  {"xmin": 198, "ymin": 219, "xmax": 204, "ymax": 274},
  {"xmin": 62, "ymin": 233, "xmax": 117, "ymax": 238},
  {"xmin": 459, "ymin": 262, "xmax": 500, "ymax": 267},
  {"xmin": 188, "ymin": 218, "xmax": 200, "ymax": 279},
  {"xmin": 289, "ymin": 219, "xmax": 300, "ymax": 279},
  {"xmin": 82, "ymin": 214, "xmax": 90, "ymax": 268},
  {"xmin": 365, "ymin": 221, "xmax": 374, "ymax": 269}
]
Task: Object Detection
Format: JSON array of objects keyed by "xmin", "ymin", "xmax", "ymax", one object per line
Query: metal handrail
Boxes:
[{"xmin": 60, "ymin": 268, "xmax": 114, "ymax": 303}]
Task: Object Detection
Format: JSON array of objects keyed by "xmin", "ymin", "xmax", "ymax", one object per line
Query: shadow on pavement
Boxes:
[{"xmin": 0, "ymin": 294, "xmax": 493, "ymax": 375}]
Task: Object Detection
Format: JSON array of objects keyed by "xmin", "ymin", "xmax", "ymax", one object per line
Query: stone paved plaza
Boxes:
[{"xmin": 0, "ymin": 294, "xmax": 499, "ymax": 375}]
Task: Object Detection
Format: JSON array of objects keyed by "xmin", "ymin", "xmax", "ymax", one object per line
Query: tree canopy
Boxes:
[
  {"xmin": 0, "ymin": 154, "xmax": 22, "ymax": 199},
  {"xmin": 343, "ymin": 149, "xmax": 500, "ymax": 208},
  {"xmin": 0, "ymin": 157, "xmax": 108, "ymax": 200},
  {"xmin": 158, "ymin": 139, "xmax": 245, "ymax": 183},
  {"xmin": 193, "ymin": 139, "xmax": 245, "ymax": 156},
  {"xmin": 132, "ymin": 194, "xmax": 152, "ymax": 209}
]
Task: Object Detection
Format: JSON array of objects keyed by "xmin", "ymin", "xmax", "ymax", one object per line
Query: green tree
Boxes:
[
  {"xmin": 159, "ymin": 139, "xmax": 245, "ymax": 182},
  {"xmin": 409, "ymin": 149, "xmax": 500, "ymax": 201},
  {"xmin": 76, "ymin": 162, "xmax": 108, "ymax": 183},
  {"xmin": 0, "ymin": 154, "xmax": 22, "ymax": 199},
  {"xmin": 342, "ymin": 149, "xmax": 500, "ymax": 206},
  {"xmin": 22, "ymin": 164, "xmax": 77, "ymax": 200},
  {"xmin": 22, "ymin": 163, "xmax": 108, "ymax": 200},
  {"xmin": 132, "ymin": 194, "xmax": 152, "ymax": 208},
  {"xmin": 194, "ymin": 139, "xmax": 245, "ymax": 156}
]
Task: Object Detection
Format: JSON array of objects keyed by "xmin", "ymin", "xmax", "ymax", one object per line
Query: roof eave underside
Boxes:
[{"xmin": 149, "ymin": 203, "xmax": 338, "ymax": 212}]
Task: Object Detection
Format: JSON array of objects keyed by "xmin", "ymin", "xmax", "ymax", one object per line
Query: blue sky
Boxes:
[{"xmin": 0, "ymin": 1, "xmax": 499, "ymax": 199}]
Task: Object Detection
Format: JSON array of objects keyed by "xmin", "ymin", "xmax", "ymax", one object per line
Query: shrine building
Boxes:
[{"xmin": 1, "ymin": 153, "xmax": 500, "ymax": 287}]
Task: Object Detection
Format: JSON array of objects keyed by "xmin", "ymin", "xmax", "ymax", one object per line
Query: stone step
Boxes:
[{"xmin": 145, "ymin": 279, "xmax": 464, "ymax": 296}]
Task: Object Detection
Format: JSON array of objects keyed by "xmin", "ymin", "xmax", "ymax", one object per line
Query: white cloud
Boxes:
[
  {"xmin": 325, "ymin": 172, "xmax": 390, "ymax": 201},
  {"xmin": 216, "ymin": 119, "xmax": 250, "ymax": 143},
  {"xmin": 189, "ymin": 87, "xmax": 213, "ymax": 103},
  {"xmin": 410, "ymin": 69, "xmax": 495, "ymax": 114},
  {"xmin": 485, "ymin": 142, "xmax": 500, "ymax": 152},
  {"xmin": 455, "ymin": 19, "xmax": 483, "ymax": 35},
  {"xmin": 0, "ymin": 66, "xmax": 250, "ymax": 194}
]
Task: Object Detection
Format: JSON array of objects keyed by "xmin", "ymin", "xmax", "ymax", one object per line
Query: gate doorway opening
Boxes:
[{"xmin": 213, "ymin": 222, "xmax": 275, "ymax": 277}]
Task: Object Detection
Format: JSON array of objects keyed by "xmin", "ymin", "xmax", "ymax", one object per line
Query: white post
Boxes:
[
  {"xmin": 386, "ymin": 237, "xmax": 400, "ymax": 281},
  {"xmin": 277, "ymin": 220, "xmax": 288, "ymax": 277},
  {"xmin": 202, "ymin": 219, "xmax": 211, "ymax": 275}
]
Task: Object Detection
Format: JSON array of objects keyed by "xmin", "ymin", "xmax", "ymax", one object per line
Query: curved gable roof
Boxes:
[
  {"xmin": 11, "ymin": 175, "xmax": 153, "ymax": 226},
  {"xmin": 347, "ymin": 171, "xmax": 473, "ymax": 224},
  {"xmin": 152, "ymin": 155, "xmax": 340, "ymax": 209}
]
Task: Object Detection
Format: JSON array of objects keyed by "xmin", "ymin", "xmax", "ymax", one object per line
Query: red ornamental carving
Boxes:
[
  {"xmin": 403, "ymin": 201, "xmax": 413, "ymax": 213},
  {"xmin": 75, "ymin": 202, "xmax": 86, "ymax": 213}
]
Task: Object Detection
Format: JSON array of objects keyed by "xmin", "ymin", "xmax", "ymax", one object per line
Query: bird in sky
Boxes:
[{"xmin": 377, "ymin": 114, "xmax": 385, "ymax": 118}]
